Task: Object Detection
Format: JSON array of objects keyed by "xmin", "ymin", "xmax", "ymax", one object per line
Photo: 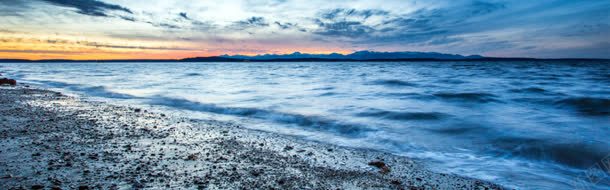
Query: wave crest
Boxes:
[
  {"xmin": 434, "ymin": 92, "xmax": 499, "ymax": 103},
  {"xmin": 369, "ymin": 79, "xmax": 418, "ymax": 87},
  {"xmin": 492, "ymin": 137, "xmax": 610, "ymax": 169},
  {"xmin": 554, "ymin": 97, "xmax": 610, "ymax": 116},
  {"xmin": 149, "ymin": 96, "xmax": 374, "ymax": 136},
  {"xmin": 357, "ymin": 109, "xmax": 450, "ymax": 121}
]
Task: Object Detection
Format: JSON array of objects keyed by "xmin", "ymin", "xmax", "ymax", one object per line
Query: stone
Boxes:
[
  {"xmin": 0, "ymin": 78, "xmax": 16, "ymax": 86},
  {"xmin": 368, "ymin": 161, "xmax": 390, "ymax": 174},
  {"xmin": 186, "ymin": 153, "xmax": 198, "ymax": 161}
]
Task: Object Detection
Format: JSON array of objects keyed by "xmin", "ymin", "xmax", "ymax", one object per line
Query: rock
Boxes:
[
  {"xmin": 186, "ymin": 153, "xmax": 198, "ymax": 161},
  {"xmin": 0, "ymin": 78, "xmax": 16, "ymax": 86},
  {"xmin": 88, "ymin": 153, "xmax": 99, "ymax": 160},
  {"xmin": 391, "ymin": 179, "xmax": 402, "ymax": 185},
  {"xmin": 193, "ymin": 176, "xmax": 207, "ymax": 185},
  {"xmin": 133, "ymin": 181, "xmax": 145, "ymax": 188},
  {"xmin": 368, "ymin": 161, "xmax": 390, "ymax": 174},
  {"xmin": 250, "ymin": 169, "xmax": 263, "ymax": 177}
]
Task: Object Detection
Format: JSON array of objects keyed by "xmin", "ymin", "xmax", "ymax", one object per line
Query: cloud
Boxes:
[
  {"xmin": 0, "ymin": 37, "xmax": 195, "ymax": 51},
  {"xmin": 313, "ymin": 1, "xmax": 506, "ymax": 45},
  {"xmin": 313, "ymin": 8, "xmax": 389, "ymax": 38},
  {"xmin": 179, "ymin": 12, "xmax": 189, "ymax": 19},
  {"xmin": 0, "ymin": 29, "xmax": 17, "ymax": 34},
  {"xmin": 314, "ymin": 21, "xmax": 373, "ymax": 38},
  {"xmin": 39, "ymin": 0, "xmax": 132, "ymax": 17},
  {"xmin": 119, "ymin": 16, "xmax": 136, "ymax": 22},
  {"xmin": 80, "ymin": 41, "xmax": 194, "ymax": 50},
  {"xmin": 274, "ymin": 21, "xmax": 306, "ymax": 32},
  {"xmin": 321, "ymin": 8, "xmax": 389, "ymax": 20},
  {"xmin": 175, "ymin": 12, "xmax": 213, "ymax": 29},
  {"xmin": 0, "ymin": 49, "xmax": 89, "ymax": 54},
  {"xmin": 232, "ymin": 16, "xmax": 269, "ymax": 29},
  {"xmin": 274, "ymin": 21, "xmax": 292, "ymax": 29}
]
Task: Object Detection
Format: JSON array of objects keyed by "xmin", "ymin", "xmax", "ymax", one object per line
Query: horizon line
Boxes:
[
  {"xmin": 2, "ymin": 51, "xmax": 610, "ymax": 61},
  {"xmin": 1, "ymin": 57, "xmax": 609, "ymax": 62}
]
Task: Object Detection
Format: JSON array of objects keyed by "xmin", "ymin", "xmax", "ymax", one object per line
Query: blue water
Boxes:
[{"xmin": 1, "ymin": 61, "xmax": 609, "ymax": 189}]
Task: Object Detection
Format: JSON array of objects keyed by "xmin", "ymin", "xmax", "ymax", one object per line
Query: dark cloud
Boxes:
[
  {"xmin": 274, "ymin": 21, "xmax": 306, "ymax": 31},
  {"xmin": 119, "ymin": 16, "xmax": 136, "ymax": 22},
  {"xmin": 321, "ymin": 8, "xmax": 389, "ymax": 20},
  {"xmin": 0, "ymin": 49, "xmax": 88, "ymax": 54},
  {"xmin": 79, "ymin": 41, "xmax": 194, "ymax": 50},
  {"xmin": 274, "ymin": 21, "xmax": 293, "ymax": 29},
  {"xmin": 0, "ymin": 0, "xmax": 32, "ymax": 17},
  {"xmin": 232, "ymin": 16, "xmax": 269, "ymax": 29},
  {"xmin": 243, "ymin": 17, "xmax": 269, "ymax": 26},
  {"xmin": 40, "ymin": 0, "xmax": 132, "ymax": 17},
  {"xmin": 177, "ymin": 12, "xmax": 212, "ymax": 27},
  {"xmin": 179, "ymin": 12, "xmax": 189, "ymax": 20},
  {"xmin": 314, "ymin": 21, "xmax": 373, "ymax": 38},
  {"xmin": 313, "ymin": 8, "xmax": 388, "ymax": 38},
  {"xmin": 0, "ymin": 37, "xmax": 193, "ymax": 51},
  {"xmin": 145, "ymin": 22, "xmax": 181, "ymax": 29},
  {"xmin": 313, "ymin": 1, "xmax": 506, "ymax": 45},
  {"xmin": 374, "ymin": 1, "xmax": 505, "ymax": 44},
  {"xmin": 469, "ymin": 1, "xmax": 505, "ymax": 16}
]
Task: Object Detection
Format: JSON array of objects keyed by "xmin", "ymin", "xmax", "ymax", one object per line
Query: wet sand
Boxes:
[{"xmin": 0, "ymin": 85, "xmax": 502, "ymax": 189}]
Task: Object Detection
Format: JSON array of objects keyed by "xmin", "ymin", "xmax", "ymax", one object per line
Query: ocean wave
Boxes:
[
  {"xmin": 318, "ymin": 92, "xmax": 339, "ymax": 97},
  {"xmin": 491, "ymin": 137, "xmax": 610, "ymax": 169},
  {"xmin": 311, "ymin": 86, "xmax": 335, "ymax": 91},
  {"xmin": 369, "ymin": 79, "xmax": 418, "ymax": 87},
  {"xmin": 436, "ymin": 79, "xmax": 467, "ymax": 84},
  {"xmin": 356, "ymin": 109, "xmax": 450, "ymax": 121},
  {"xmin": 29, "ymin": 80, "xmax": 138, "ymax": 99},
  {"xmin": 184, "ymin": 73, "xmax": 203, "ymax": 77},
  {"xmin": 383, "ymin": 92, "xmax": 425, "ymax": 97},
  {"xmin": 554, "ymin": 97, "xmax": 610, "ymax": 116},
  {"xmin": 509, "ymin": 87, "xmax": 548, "ymax": 93},
  {"xmin": 433, "ymin": 92, "xmax": 499, "ymax": 103},
  {"xmin": 427, "ymin": 124, "xmax": 487, "ymax": 135},
  {"xmin": 148, "ymin": 96, "xmax": 374, "ymax": 136}
]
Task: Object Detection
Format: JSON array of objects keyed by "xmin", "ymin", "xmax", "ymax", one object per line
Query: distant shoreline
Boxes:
[{"xmin": 1, "ymin": 57, "xmax": 609, "ymax": 63}]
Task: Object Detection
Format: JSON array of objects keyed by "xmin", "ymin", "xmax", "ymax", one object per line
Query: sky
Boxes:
[{"xmin": 0, "ymin": 0, "xmax": 609, "ymax": 60}]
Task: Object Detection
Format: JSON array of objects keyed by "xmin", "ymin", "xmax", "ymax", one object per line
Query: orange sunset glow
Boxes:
[{"xmin": 1, "ymin": 0, "xmax": 608, "ymax": 60}]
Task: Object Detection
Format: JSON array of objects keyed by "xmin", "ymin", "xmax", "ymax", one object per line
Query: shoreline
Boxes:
[{"xmin": 0, "ymin": 85, "xmax": 502, "ymax": 189}]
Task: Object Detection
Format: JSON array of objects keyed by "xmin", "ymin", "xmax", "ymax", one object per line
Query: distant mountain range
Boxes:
[
  {"xmin": 219, "ymin": 51, "xmax": 484, "ymax": 60},
  {"xmin": 1, "ymin": 51, "xmax": 607, "ymax": 62}
]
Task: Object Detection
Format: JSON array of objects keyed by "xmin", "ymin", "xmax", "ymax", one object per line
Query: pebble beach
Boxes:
[{"xmin": 0, "ymin": 85, "xmax": 502, "ymax": 189}]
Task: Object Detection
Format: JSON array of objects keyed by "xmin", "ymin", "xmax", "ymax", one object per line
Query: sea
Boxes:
[{"xmin": 1, "ymin": 61, "xmax": 609, "ymax": 189}]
